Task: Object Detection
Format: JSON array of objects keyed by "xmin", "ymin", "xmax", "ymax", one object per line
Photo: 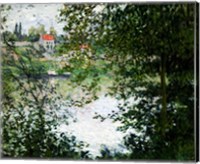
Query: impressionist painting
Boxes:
[{"xmin": 0, "ymin": 2, "xmax": 197, "ymax": 161}]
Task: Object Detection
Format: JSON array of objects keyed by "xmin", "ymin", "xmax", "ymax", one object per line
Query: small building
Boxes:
[{"xmin": 39, "ymin": 34, "xmax": 55, "ymax": 53}]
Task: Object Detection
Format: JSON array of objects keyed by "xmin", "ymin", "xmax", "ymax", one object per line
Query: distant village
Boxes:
[
  {"xmin": 2, "ymin": 22, "xmax": 64, "ymax": 53},
  {"xmin": 2, "ymin": 22, "xmax": 92, "ymax": 77},
  {"xmin": 2, "ymin": 22, "xmax": 90, "ymax": 54}
]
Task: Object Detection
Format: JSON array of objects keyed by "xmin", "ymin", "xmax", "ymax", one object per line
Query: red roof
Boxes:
[{"xmin": 41, "ymin": 34, "xmax": 54, "ymax": 41}]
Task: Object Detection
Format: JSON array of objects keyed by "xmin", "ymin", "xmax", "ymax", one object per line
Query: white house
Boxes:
[{"xmin": 39, "ymin": 34, "xmax": 55, "ymax": 53}]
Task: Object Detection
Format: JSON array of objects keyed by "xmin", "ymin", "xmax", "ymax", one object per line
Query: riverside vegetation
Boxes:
[{"xmin": 1, "ymin": 3, "xmax": 196, "ymax": 161}]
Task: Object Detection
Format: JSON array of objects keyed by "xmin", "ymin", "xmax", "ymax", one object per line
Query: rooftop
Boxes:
[{"xmin": 41, "ymin": 34, "xmax": 54, "ymax": 41}]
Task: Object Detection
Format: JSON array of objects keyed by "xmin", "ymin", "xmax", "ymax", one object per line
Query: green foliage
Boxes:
[
  {"xmin": 1, "ymin": 2, "xmax": 195, "ymax": 161},
  {"xmin": 59, "ymin": 4, "xmax": 99, "ymax": 46},
  {"xmin": 28, "ymin": 33, "xmax": 40, "ymax": 42},
  {"xmin": 2, "ymin": 44, "xmax": 91, "ymax": 159},
  {"xmin": 13, "ymin": 22, "xmax": 23, "ymax": 40},
  {"xmin": 37, "ymin": 24, "xmax": 46, "ymax": 35},
  {"xmin": 96, "ymin": 145, "xmax": 129, "ymax": 160},
  {"xmin": 28, "ymin": 25, "xmax": 46, "ymax": 42},
  {"xmin": 59, "ymin": 3, "xmax": 195, "ymax": 161},
  {"xmin": 50, "ymin": 26, "xmax": 57, "ymax": 37},
  {"xmin": 100, "ymin": 4, "xmax": 195, "ymax": 160},
  {"xmin": 2, "ymin": 30, "xmax": 18, "ymax": 44}
]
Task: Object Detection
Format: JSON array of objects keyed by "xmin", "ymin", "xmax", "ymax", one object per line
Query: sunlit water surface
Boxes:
[{"xmin": 57, "ymin": 95, "xmax": 129, "ymax": 158}]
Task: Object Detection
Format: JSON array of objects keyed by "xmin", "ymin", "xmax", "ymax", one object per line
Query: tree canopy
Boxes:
[
  {"xmin": 59, "ymin": 3, "xmax": 195, "ymax": 160},
  {"xmin": 1, "ymin": 3, "xmax": 196, "ymax": 161}
]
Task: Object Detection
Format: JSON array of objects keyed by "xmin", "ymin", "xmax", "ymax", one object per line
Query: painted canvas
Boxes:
[{"xmin": 0, "ymin": 3, "xmax": 197, "ymax": 161}]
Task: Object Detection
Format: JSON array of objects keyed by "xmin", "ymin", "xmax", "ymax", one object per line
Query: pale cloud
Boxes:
[{"xmin": 4, "ymin": 3, "xmax": 66, "ymax": 35}]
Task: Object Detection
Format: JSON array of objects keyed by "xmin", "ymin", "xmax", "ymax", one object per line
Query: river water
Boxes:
[
  {"xmin": 56, "ymin": 95, "xmax": 129, "ymax": 158},
  {"xmin": 39, "ymin": 53, "xmax": 130, "ymax": 158}
]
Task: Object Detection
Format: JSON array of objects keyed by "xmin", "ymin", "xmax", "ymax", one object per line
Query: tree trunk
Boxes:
[{"xmin": 160, "ymin": 53, "xmax": 167, "ymax": 137}]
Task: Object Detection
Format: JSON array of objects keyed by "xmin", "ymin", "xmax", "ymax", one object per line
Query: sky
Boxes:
[{"xmin": 3, "ymin": 4, "xmax": 66, "ymax": 35}]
